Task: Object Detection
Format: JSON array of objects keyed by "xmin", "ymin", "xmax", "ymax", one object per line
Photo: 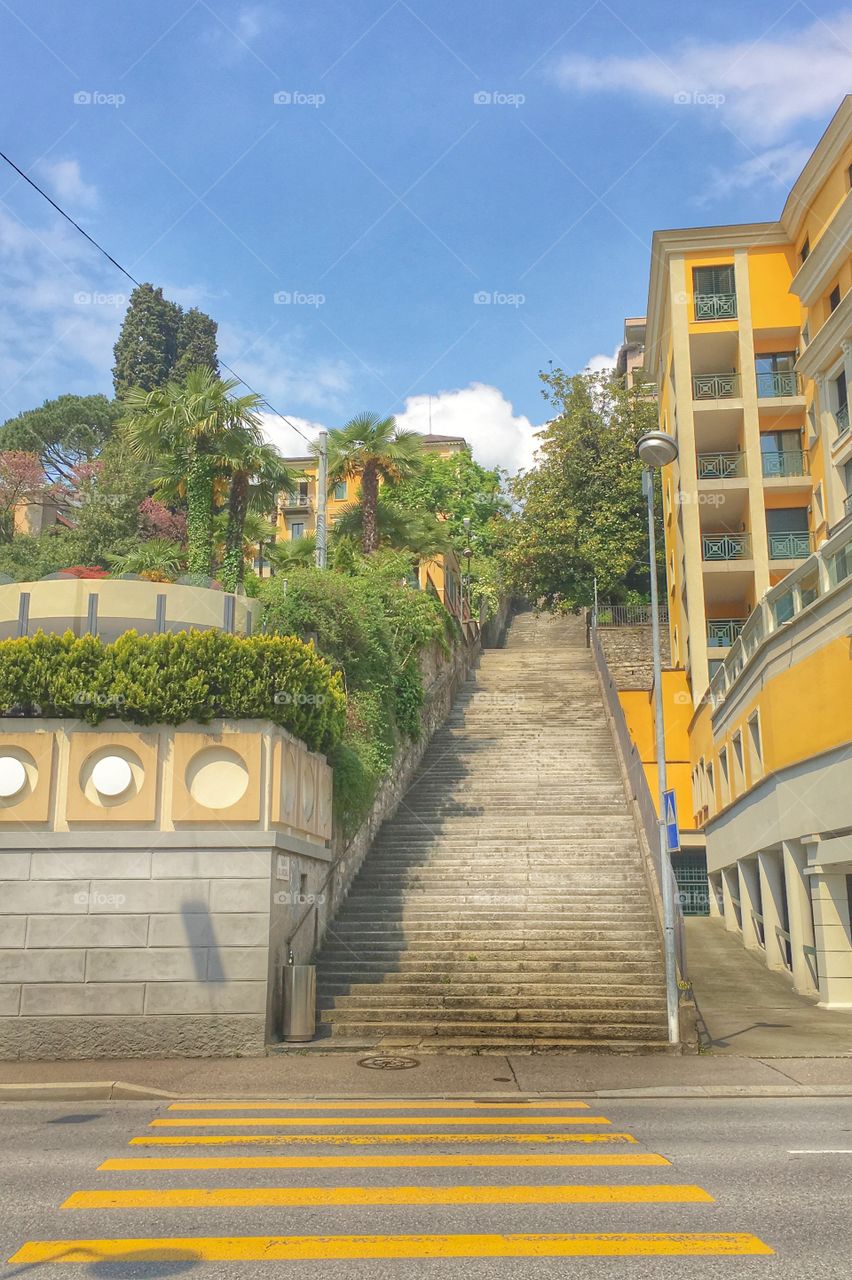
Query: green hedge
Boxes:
[{"xmin": 0, "ymin": 629, "xmax": 345, "ymax": 754}]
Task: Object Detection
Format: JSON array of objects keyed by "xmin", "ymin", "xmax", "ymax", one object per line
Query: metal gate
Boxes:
[{"xmin": 673, "ymin": 851, "xmax": 710, "ymax": 916}]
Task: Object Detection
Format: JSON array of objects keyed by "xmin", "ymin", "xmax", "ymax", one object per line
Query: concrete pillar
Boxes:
[
  {"xmin": 811, "ymin": 872, "xmax": 852, "ymax": 1008},
  {"xmin": 782, "ymin": 840, "xmax": 819, "ymax": 996},
  {"xmin": 737, "ymin": 859, "xmax": 763, "ymax": 951},
  {"xmin": 757, "ymin": 849, "xmax": 788, "ymax": 971},
  {"xmin": 708, "ymin": 872, "xmax": 723, "ymax": 919},
  {"xmin": 721, "ymin": 865, "xmax": 741, "ymax": 933}
]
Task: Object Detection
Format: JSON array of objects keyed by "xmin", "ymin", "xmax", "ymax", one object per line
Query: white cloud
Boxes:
[
  {"xmin": 584, "ymin": 347, "xmax": 620, "ymax": 374},
  {"xmin": 38, "ymin": 159, "xmax": 98, "ymax": 209},
  {"xmin": 551, "ymin": 14, "xmax": 852, "ymax": 143},
  {"xmin": 396, "ymin": 383, "xmax": 539, "ymax": 474},
  {"xmin": 259, "ymin": 413, "xmax": 325, "ymax": 458},
  {"xmin": 694, "ymin": 142, "xmax": 813, "ymax": 204}
]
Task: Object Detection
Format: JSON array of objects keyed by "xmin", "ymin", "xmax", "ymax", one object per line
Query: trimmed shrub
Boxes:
[{"xmin": 0, "ymin": 629, "xmax": 345, "ymax": 754}]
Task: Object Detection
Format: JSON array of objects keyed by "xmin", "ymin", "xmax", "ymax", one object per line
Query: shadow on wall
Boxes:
[{"xmin": 181, "ymin": 899, "xmax": 224, "ymax": 982}]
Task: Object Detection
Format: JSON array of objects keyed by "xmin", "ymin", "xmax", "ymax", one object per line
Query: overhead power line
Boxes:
[{"xmin": 0, "ymin": 147, "xmax": 314, "ymax": 447}]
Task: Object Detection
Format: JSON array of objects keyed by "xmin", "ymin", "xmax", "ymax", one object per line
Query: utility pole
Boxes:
[{"xmin": 315, "ymin": 429, "xmax": 328, "ymax": 569}]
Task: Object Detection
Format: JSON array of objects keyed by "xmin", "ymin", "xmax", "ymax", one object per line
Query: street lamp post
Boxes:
[{"xmin": 636, "ymin": 430, "xmax": 680, "ymax": 1046}]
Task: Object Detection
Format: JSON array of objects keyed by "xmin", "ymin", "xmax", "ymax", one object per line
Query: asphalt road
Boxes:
[{"xmin": 1, "ymin": 1096, "xmax": 851, "ymax": 1278}]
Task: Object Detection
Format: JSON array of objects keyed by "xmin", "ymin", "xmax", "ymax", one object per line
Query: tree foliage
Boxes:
[
  {"xmin": 112, "ymin": 285, "xmax": 218, "ymax": 397},
  {"xmin": 386, "ymin": 450, "xmax": 508, "ymax": 552},
  {"xmin": 324, "ymin": 413, "xmax": 424, "ymax": 554},
  {"xmin": 502, "ymin": 370, "xmax": 660, "ymax": 610},
  {"xmin": 0, "ymin": 394, "xmax": 119, "ymax": 484}
]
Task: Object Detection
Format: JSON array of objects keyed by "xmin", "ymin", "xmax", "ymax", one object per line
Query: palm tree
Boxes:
[
  {"xmin": 108, "ymin": 538, "xmax": 186, "ymax": 581},
  {"xmin": 324, "ymin": 412, "xmax": 423, "ymax": 554},
  {"xmin": 121, "ymin": 367, "xmax": 265, "ymax": 578},
  {"xmin": 331, "ymin": 494, "xmax": 452, "ymax": 558},
  {"xmin": 218, "ymin": 435, "xmax": 294, "ymax": 591},
  {"xmin": 266, "ymin": 532, "xmax": 318, "ymax": 574}
]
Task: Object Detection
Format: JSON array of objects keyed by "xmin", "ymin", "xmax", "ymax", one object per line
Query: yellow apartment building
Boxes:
[{"xmin": 636, "ymin": 95, "xmax": 852, "ymax": 1005}]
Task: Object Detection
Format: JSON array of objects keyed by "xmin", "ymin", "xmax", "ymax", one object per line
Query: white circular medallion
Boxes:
[
  {"xmin": 91, "ymin": 755, "xmax": 133, "ymax": 798},
  {"xmin": 0, "ymin": 756, "xmax": 27, "ymax": 799}
]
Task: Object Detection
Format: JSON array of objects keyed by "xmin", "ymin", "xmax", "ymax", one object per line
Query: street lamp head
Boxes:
[{"xmin": 636, "ymin": 430, "xmax": 678, "ymax": 468}]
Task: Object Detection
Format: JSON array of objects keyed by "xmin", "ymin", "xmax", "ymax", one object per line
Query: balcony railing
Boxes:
[
  {"xmin": 768, "ymin": 530, "xmax": 812, "ymax": 560},
  {"xmin": 845, "ymin": 493, "xmax": 852, "ymax": 517},
  {"xmin": 837, "ymin": 403, "xmax": 850, "ymax": 438},
  {"xmin": 706, "ymin": 618, "xmax": 747, "ymax": 648},
  {"xmin": 694, "ymin": 292, "xmax": 737, "ymax": 321},
  {"xmin": 697, "ymin": 451, "xmax": 745, "ymax": 480},
  {"xmin": 692, "ymin": 372, "xmax": 740, "ymax": 399},
  {"xmin": 761, "ymin": 450, "xmax": 809, "ymax": 478},
  {"xmin": 756, "ymin": 370, "xmax": 801, "ymax": 398},
  {"xmin": 702, "ymin": 533, "xmax": 751, "ymax": 561},
  {"xmin": 282, "ymin": 493, "xmax": 312, "ymax": 509}
]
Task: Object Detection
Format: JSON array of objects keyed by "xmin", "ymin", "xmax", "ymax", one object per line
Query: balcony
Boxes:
[
  {"xmin": 837, "ymin": 403, "xmax": 850, "ymax": 439},
  {"xmin": 702, "ymin": 533, "xmax": 751, "ymax": 561},
  {"xmin": 845, "ymin": 493, "xmax": 852, "ymax": 517},
  {"xmin": 697, "ymin": 451, "xmax": 745, "ymax": 480},
  {"xmin": 694, "ymin": 292, "xmax": 737, "ymax": 321},
  {"xmin": 281, "ymin": 492, "xmax": 312, "ymax": 511},
  {"xmin": 756, "ymin": 370, "xmax": 802, "ymax": 398},
  {"xmin": 761, "ymin": 450, "xmax": 809, "ymax": 478},
  {"xmin": 707, "ymin": 618, "xmax": 747, "ymax": 648},
  {"xmin": 768, "ymin": 531, "xmax": 812, "ymax": 560},
  {"xmin": 692, "ymin": 372, "xmax": 740, "ymax": 400}
]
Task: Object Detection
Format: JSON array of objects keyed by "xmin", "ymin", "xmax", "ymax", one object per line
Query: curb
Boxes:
[{"xmin": 3, "ymin": 1082, "xmax": 852, "ymax": 1102}]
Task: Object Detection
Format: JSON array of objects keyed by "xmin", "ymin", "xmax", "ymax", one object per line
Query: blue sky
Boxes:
[{"xmin": 1, "ymin": 1, "xmax": 850, "ymax": 471}]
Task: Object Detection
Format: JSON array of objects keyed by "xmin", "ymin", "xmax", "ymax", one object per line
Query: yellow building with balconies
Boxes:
[{"xmin": 639, "ymin": 96, "xmax": 852, "ymax": 1007}]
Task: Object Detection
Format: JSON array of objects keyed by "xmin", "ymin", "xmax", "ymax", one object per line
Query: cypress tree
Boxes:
[
  {"xmin": 174, "ymin": 308, "xmax": 219, "ymax": 382},
  {"xmin": 112, "ymin": 284, "xmax": 181, "ymax": 398}
]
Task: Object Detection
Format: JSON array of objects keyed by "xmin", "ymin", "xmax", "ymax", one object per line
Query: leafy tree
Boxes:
[
  {"xmin": 331, "ymin": 493, "xmax": 451, "ymax": 559},
  {"xmin": 324, "ymin": 413, "xmax": 423, "ymax": 554},
  {"xmin": 108, "ymin": 538, "xmax": 187, "ymax": 581},
  {"xmin": 112, "ymin": 284, "xmax": 182, "ymax": 397},
  {"xmin": 0, "ymin": 452, "xmax": 62, "ymax": 542},
  {"xmin": 386, "ymin": 450, "xmax": 508, "ymax": 551},
  {"xmin": 122, "ymin": 367, "xmax": 266, "ymax": 579},
  {"xmin": 503, "ymin": 369, "xmax": 660, "ymax": 610},
  {"xmin": 266, "ymin": 534, "xmax": 317, "ymax": 574},
  {"xmin": 174, "ymin": 308, "xmax": 219, "ymax": 382},
  {"xmin": 0, "ymin": 394, "xmax": 119, "ymax": 483},
  {"xmin": 62, "ymin": 439, "xmax": 154, "ymax": 567}
]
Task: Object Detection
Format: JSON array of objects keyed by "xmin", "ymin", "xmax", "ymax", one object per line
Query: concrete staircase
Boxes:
[{"xmin": 315, "ymin": 610, "xmax": 669, "ymax": 1050}]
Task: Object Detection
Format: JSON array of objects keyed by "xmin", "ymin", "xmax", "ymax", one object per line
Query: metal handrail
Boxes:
[
  {"xmin": 761, "ymin": 450, "xmax": 808, "ymax": 478},
  {"xmin": 594, "ymin": 603, "xmax": 670, "ymax": 627},
  {"xmin": 697, "ymin": 451, "xmax": 745, "ymax": 480},
  {"xmin": 589, "ymin": 620, "xmax": 686, "ymax": 980},
  {"xmin": 706, "ymin": 618, "xmax": 746, "ymax": 647},
  {"xmin": 702, "ymin": 533, "xmax": 751, "ymax": 560},
  {"xmin": 767, "ymin": 531, "xmax": 812, "ymax": 560},
  {"xmin": 756, "ymin": 370, "xmax": 801, "ymax": 398},
  {"xmin": 836, "ymin": 403, "xmax": 850, "ymax": 437},
  {"xmin": 694, "ymin": 292, "xmax": 737, "ymax": 321},
  {"xmin": 692, "ymin": 372, "xmax": 740, "ymax": 399}
]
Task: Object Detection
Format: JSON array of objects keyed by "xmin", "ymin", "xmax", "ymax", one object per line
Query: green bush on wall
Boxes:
[{"xmin": 0, "ymin": 629, "xmax": 345, "ymax": 754}]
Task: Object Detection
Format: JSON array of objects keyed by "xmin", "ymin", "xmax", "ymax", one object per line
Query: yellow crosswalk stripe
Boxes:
[
  {"xmin": 166, "ymin": 1099, "xmax": 591, "ymax": 1111},
  {"xmin": 149, "ymin": 1114, "xmax": 611, "ymax": 1128},
  {"xmin": 101, "ymin": 1152, "xmax": 670, "ymax": 1170},
  {"xmin": 63, "ymin": 1184, "xmax": 713, "ymax": 1209},
  {"xmin": 9, "ymin": 1232, "xmax": 775, "ymax": 1262},
  {"xmin": 130, "ymin": 1131, "xmax": 636, "ymax": 1147}
]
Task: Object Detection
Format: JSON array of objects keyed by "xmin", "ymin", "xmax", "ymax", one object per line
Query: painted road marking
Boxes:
[
  {"xmin": 64, "ymin": 1184, "xmax": 713, "ymax": 1210},
  {"xmin": 130, "ymin": 1131, "xmax": 637, "ymax": 1147},
  {"xmin": 149, "ymin": 1114, "xmax": 611, "ymax": 1128},
  {"xmin": 9, "ymin": 1232, "xmax": 775, "ymax": 1262},
  {"xmin": 101, "ymin": 1152, "xmax": 670, "ymax": 1171},
  {"xmin": 166, "ymin": 1099, "xmax": 591, "ymax": 1111}
]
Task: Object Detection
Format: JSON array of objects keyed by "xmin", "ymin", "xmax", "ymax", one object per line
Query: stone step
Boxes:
[
  {"xmin": 317, "ymin": 977, "xmax": 665, "ymax": 996},
  {"xmin": 320, "ymin": 992, "xmax": 667, "ymax": 1011},
  {"xmin": 321, "ymin": 1016, "xmax": 668, "ymax": 1040}
]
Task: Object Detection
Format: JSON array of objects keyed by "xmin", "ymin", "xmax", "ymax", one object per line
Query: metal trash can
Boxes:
[{"xmin": 282, "ymin": 963, "xmax": 316, "ymax": 1042}]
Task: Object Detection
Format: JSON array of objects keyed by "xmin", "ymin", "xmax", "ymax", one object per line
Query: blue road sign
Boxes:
[{"xmin": 663, "ymin": 789, "xmax": 680, "ymax": 853}]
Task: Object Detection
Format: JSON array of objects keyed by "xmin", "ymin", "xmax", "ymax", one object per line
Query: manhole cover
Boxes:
[{"xmin": 357, "ymin": 1055, "xmax": 420, "ymax": 1071}]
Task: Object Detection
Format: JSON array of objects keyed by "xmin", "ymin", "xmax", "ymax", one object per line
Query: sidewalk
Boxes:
[
  {"xmin": 685, "ymin": 916, "xmax": 852, "ymax": 1056},
  {"xmin": 2, "ymin": 1050, "xmax": 852, "ymax": 1101}
]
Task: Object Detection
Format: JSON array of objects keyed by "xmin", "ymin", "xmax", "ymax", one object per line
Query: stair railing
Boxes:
[{"xmin": 588, "ymin": 615, "xmax": 687, "ymax": 980}]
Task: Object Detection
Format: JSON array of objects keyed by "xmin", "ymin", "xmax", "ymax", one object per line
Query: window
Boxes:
[
  {"xmin": 835, "ymin": 370, "xmax": 848, "ymax": 425},
  {"xmin": 760, "ymin": 427, "xmax": 802, "ymax": 476},
  {"xmin": 719, "ymin": 747, "xmax": 730, "ymax": 806},
  {"xmin": 732, "ymin": 731, "xmax": 745, "ymax": 793},
  {"xmin": 755, "ymin": 352, "xmax": 797, "ymax": 397},
  {"xmin": 747, "ymin": 712, "xmax": 763, "ymax": 781},
  {"xmin": 291, "ymin": 522, "xmax": 305, "ymax": 540},
  {"xmin": 830, "ymin": 284, "xmax": 841, "ymax": 312},
  {"xmin": 848, "ymin": 161, "xmax": 852, "ymax": 188},
  {"xmin": 693, "ymin": 265, "xmax": 736, "ymax": 320},
  {"xmin": 706, "ymin": 762, "xmax": 715, "ymax": 816},
  {"xmin": 694, "ymin": 264, "xmax": 735, "ymax": 295},
  {"xmin": 800, "ymin": 237, "xmax": 810, "ymax": 263},
  {"xmin": 333, "ymin": 481, "xmax": 347, "ymax": 501}
]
